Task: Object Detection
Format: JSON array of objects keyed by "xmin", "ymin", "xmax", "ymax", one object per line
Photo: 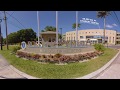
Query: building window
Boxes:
[
  {"xmin": 113, "ymin": 37, "xmax": 114, "ymax": 43},
  {"xmin": 86, "ymin": 32, "xmax": 87, "ymax": 34},
  {"xmin": 109, "ymin": 37, "xmax": 111, "ymax": 43},
  {"xmin": 74, "ymin": 37, "xmax": 75, "ymax": 40},
  {"xmin": 80, "ymin": 36, "xmax": 83, "ymax": 39},
  {"xmin": 89, "ymin": 32, "xmax": 90, "ymax": 33},
  {"xmin": 69, "ymin": 37, "xmax": 70, "ymax": 40},
  {"xmin": 96, "ymin": 32, "xmax": 97, "ymax": 33}
]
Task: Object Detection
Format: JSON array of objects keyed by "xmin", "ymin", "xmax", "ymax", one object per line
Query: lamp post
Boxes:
[{"xmin": 0, "ymin": 18, "xmax": 2, "ymax": 50}]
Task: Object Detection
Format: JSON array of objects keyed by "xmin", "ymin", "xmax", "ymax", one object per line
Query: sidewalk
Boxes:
[
  {"xmin": 76, "ymin": 49, "xmax": 120, "ymax": 79},
  {"xmin": 0, "ymin": 54, "xmax": 38, "ymax": 79}
]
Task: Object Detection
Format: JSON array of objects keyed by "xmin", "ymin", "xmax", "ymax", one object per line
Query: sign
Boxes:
[
  {"xmin": 80, "ymin": 18, "xmax": 99, "ymax": 25},
  {"xmin": 21, "ymin": 41, "xmax": 26, "ymax": 49}
]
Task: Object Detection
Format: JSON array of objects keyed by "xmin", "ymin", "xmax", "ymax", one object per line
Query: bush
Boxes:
[
  {"xmin": 54, "ymin": 53, "xmax": 62, "ymax": 58},
  {"xmin": 93, "ymin": 44, "xmax": 105, "ymax": 52},
  {"xmin": 11, "ymin": 46, "xmax": 21, "ymax": 54}
]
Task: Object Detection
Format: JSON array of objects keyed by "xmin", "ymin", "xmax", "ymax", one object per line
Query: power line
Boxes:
[
  {"xmin": 7, "ymin": 11, "xmax": 15, "ymax": 19},
  {"xmin": 112, "ymin": 11, "xmax": 120, "ymax": 28},
  {"xmin": 5, "ymin": 12, "xmax": 26, "ymax": 29},
  {"xmin": 7, "ymin": 20, "xmax": 23, "ymax": 30}
]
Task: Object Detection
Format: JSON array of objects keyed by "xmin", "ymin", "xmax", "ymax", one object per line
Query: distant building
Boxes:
[
  {"xmin": 40, "ymin": 31, "xmax": 56, "ymax": 42},
  {"xmin": 116, "ymin": 32, "xmax": 120, "ymax": 44},
  {"xmin": 66, "ymin": 29, "xmax": 117, "ymax": 45}
]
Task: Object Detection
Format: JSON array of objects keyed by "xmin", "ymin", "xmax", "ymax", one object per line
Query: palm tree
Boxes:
[
  {"xmin": 72, "ymin": 23, "xmax": 81, "ymax": 29},
  {"xmin": 97, "ymin": 11, "xmax": 111, "ymax": 44}
]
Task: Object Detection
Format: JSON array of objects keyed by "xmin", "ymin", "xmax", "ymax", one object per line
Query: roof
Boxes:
[{"xmin": 40, "ymin": 31, "xmax": 57, "ymax": 34}]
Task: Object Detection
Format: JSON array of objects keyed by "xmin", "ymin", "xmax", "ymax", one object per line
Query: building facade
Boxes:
[
  {"xmin": 116, "ymin": 32, "xmax": 120, "ymax": 44},
  {"xmin": 66, "ymin": 29, "xmax": 117, "ymax": 45}
]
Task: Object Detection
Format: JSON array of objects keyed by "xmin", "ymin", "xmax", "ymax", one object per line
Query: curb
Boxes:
[
  {"xmin": 76, "ymin": 49, "xmax": 120, "ymax": 79},
  {"xmin": 9, "ymin": 65, "xmax": 39, "ymax": 79}
]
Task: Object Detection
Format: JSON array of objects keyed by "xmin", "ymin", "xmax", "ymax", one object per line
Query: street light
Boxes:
[{"xmin": 0, "ymin": 18, "xmax": 2, "ymax": 50}]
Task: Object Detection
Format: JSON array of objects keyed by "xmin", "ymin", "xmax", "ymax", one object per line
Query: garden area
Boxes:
[{"xmin": 0, "ymin": 44, "xmax": 118, "ymax": 79}]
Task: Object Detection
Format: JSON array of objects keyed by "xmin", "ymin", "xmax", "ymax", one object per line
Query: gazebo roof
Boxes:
[{"xmin": 40, "ymin": 31, "xmax": 57, "ymax": 35}]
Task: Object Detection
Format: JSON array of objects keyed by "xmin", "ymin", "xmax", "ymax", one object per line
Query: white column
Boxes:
[
  {"xmin": 56, "ymin": 11, "xmax": 58, "ymax": 48},
  {"xmin": 37, "ymin": 11, "xmax": 40, "ymax": 46},
  {"xmin": 76, "ymin": 11, "xmax": 78, "ymax": 47}
]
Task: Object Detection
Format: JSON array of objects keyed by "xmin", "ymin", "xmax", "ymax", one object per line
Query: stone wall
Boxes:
[{"xmin": 23, "ymin": 46, "xmax": 95, "ymax": 55}]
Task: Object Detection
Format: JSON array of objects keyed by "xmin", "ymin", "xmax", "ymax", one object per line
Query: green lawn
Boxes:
[{"xmin": 0, "ymin": 46, "xmax": 118, "ymax": 79}]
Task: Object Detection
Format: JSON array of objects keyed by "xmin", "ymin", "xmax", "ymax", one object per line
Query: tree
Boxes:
[
  {"xmin": 17, "ymin": 28, "xmax": 36, "ymax": 43},
  {"xmin": 97, "ymin": 11, "xmax": 111, "ymax": 44},
  {"xmin": 72, "ymin": 23, "xmax": 81, "ymax": 29},
  {"xmin": 6, "ymin": 28, "xmax": 36, "ymax": 44},
  {"xmin": 41, "ymin": 30, "xmax": 45, "ymax": 32},
  {"xmin": 44, "ymin": 26, "xmax": 56, "ymax": 32}
]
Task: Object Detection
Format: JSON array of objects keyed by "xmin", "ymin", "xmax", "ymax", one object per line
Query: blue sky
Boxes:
[{"xmin": 0, "ymin": 11, "xmax": 120, "ymax": 38}]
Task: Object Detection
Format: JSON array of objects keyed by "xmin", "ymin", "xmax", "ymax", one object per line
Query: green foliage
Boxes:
[
  {"xmin": 6, "ymin": 28, "xmax": 36, "ymax": 44},
  {"xmin": 93, "ymin": 44, "xmax": 105, "ymax": 52},
  {"xmin": 97, "ymin": 11, "xmax": 111, "ymax": 18},
  {"xmin": 72, "ymin": 23, "xmax": 81, "ymax": 29},
  {"xmin": 11, "ymin": 46, "xmax": 21, "ymax": 54},
  {"xmin": 44, "ymin": 26, "xmax": 56, "ymax": 32},
  {"xmin": 0, "ymin": 46, "xmax": 118, "ymax": 79}
]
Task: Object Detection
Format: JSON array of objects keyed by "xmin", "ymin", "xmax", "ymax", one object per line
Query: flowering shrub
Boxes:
[{"xmin": 16, "ymin": 50, "xmax": 103, "ymax": 64}]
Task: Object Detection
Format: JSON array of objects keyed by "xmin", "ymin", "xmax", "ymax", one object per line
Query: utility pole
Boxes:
[
  {"xmin": 0, "ymin": 18, "xmax": 2, "ymax": 50},
  {"xmin": 4, "ymin": 11, "xmax": 9, "ymax": 50}
]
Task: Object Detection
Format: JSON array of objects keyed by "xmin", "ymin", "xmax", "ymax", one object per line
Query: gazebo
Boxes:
[{"xmin": 40, "ymin": 31, "xmax": 57, "ymax": 42}]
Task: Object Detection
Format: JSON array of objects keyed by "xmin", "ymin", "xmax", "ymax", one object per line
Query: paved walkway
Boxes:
[
  {"xmin": 0, "ymin": 54, "xmax": 38, "ymax": 79},
  {"xmin": 94, "ymin": 50, "xmax": 120, "ymax": 79}
]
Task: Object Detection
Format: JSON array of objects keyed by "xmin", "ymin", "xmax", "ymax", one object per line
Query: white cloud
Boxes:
[
  {"xmin": 112, "ymin": 23, "xmax": 117, "ymax": 27},
  {"xmin": 106, "ymin": 24, "xmax": 113, "ymax": 28}
]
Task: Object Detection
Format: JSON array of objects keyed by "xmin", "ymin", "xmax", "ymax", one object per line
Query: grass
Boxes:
[{"xmin": 0, "ymin": 45, "xmax": 118, "ymax": 79}]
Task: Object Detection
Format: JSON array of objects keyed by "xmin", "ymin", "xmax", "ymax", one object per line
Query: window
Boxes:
[
  {"xmin": 86, "ymin": 36, "xmax": 94, "ymax": 38},
  {"xmin": 74, "ymin": 37, "xmax": 75, "ymax": 40},
  {"xmin": 89, "ymin": 32, "xmax": 90, "ymax": 33},
  {"xmin": 96, "ymin": 32, "xmax": 97, "ymax": 33},
  {"xmin": 113, "ymin": 37, "xmax": 114, "ymax": 43},
  {"xmin": 86, "ymin": 32, "xmax": 87, "ymax": 34},
  {"xmin": 109, "ymin": 37, "xmax": 111, "ymax": 43},
  {"xmin": 80, "ymin": 36, "xmax": 83, "ymax": 39}
]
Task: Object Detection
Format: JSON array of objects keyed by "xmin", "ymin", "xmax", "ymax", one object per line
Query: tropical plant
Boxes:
[
  {"xmin": 72, "ymin": 23, "xmax": 81, "ymax": 29},
  {"xmin": 97, "ymin": 11, "xmax": 111, "ymax": 44}
]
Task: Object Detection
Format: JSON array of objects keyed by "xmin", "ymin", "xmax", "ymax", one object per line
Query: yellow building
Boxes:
[{"xmin": 66, "ymin": 29, "xmax": 116, "ymax": 45}]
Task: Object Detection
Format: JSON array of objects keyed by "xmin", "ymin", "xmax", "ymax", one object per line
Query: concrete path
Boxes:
[
  {"xmin": 0, "ymin": 54, "xmax": 38, "ymax": 79},
  {"xmin": 94, "ymin": 50, "xmax": 120, "ymax": 79}
]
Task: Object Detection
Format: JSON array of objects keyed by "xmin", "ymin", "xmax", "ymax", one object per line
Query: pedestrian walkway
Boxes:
[
  {"xmin": 0, "ymin": 54, "xmax": 38, "ymax": 79},
  {"xmin": 94, "ymin": 50, "xmax": 120, "ymax": 79}
]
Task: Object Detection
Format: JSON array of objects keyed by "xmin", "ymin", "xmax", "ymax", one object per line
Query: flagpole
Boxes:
[
  {"xmin": 37, "ymin": 11, "xmax": 40, "ymax": 46},
  {"xmin": 76, "ymin": 11, "xmax": 78, "ymax": 47},
  {"xmin": 56, "ymin": 11, "xmax": 58, "ymax": 48}
]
